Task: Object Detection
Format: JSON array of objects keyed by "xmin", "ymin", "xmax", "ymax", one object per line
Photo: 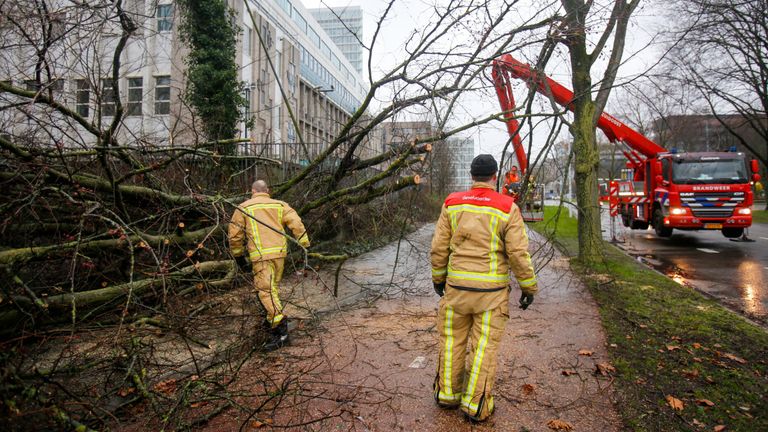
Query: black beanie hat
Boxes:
[{"xmin": 470, "ymin": 154, "xmax": 498, "ymax": 177}]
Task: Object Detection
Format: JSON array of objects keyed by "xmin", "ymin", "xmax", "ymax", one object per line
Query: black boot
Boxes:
[{"xmin": 263, "ymin": 319, "xmax": 289, "ymax": 351}]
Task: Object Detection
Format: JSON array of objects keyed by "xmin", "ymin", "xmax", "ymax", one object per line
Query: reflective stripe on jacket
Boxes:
[
  {"xmin": 229, "ymin": 193, "xmax": 310, "ymax": 262},
  {"xmin": 430, "ymin": 182, "xmax": 537, "ymax": 294}
]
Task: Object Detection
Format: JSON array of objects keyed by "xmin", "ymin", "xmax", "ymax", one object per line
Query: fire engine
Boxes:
[{"xmin": 491, "ymin": 54, "xmax": 761, "ymax": 238}]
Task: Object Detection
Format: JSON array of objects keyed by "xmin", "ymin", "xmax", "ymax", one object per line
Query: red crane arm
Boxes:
[
  {"xmin": 492, "ymin": 54, "xmax": 667, "ymax": 158},
  {"xmin": 491, "ymin": 60, "xmax": 528, "ymax": 174}
]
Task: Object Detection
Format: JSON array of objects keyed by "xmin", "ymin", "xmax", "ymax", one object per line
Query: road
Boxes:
[{"xmin": 599, "ymin": 205, "xmax": 768, "ymax": 325}]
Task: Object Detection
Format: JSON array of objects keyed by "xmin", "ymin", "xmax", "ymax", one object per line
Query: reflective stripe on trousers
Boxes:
[
  {"xmin": 434, "ymin": 299, "xmax": 508, "ymax": 420},
  {"xmin": 252, "ymin": 259, "xmax": 285, "ymax": 327}
]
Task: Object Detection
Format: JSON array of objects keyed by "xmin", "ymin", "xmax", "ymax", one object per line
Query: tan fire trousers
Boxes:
[
  {"xmin": 252, "ymin": 259, "xmax": 286, "ymax": 328},
  {"xmin": 434, "ymin": 291, "xmax": 508, "ymax": 420}
]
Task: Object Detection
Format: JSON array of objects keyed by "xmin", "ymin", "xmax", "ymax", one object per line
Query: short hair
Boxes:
[{"xmin": 472, "ymin": 174, "xmax": 494, "ymax": 182}]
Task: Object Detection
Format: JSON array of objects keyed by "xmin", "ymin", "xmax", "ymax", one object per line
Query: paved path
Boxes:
[{"xmin": 207, "ymin": 225, "xmax": 622, "ymax": 431}]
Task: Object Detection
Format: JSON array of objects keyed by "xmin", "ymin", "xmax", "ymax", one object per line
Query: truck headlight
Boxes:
[
  {"xmin": 737, "ymin": 208, "xmax": 752, "ymax": 215},
  {"xmin": 670, "ymin": 207, "xmax": 686, "ymax": 215}
]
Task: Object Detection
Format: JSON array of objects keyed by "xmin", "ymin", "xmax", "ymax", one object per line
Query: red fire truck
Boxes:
[{"xmin": 492, "ymin": 54, "xmax": 761, "ymax": 238}]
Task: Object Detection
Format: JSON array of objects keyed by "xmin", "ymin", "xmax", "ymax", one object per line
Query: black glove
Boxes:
[
  {"xmin": 519, "ymin": 292, "xmax": 534, "ymax": 310},
  {"xmin": 235, "ymin": 256, "xmax": 251, "ymax": 272},
  {"xmin": 433, "ymin": 282, "xmax": 446, "ymax": 297}
]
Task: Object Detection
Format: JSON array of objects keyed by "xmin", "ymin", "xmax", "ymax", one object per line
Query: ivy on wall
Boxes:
[{"xmin": 177, "ymin": 0, "xmax": 246, "ymax": 150}]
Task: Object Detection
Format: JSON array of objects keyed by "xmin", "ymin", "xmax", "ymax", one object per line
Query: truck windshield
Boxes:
[{"xmin": 672, "ymin": 158, "xmax": 748, "ymax": 184}]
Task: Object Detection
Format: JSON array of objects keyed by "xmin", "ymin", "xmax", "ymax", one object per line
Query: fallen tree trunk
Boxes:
[
  {"xmin": 0, "ymin": 260, "xmax": 236, "ymax": 334},
  {"xmin": 0, "ymin": 225, "xmax": 223, "ymax": 266}
]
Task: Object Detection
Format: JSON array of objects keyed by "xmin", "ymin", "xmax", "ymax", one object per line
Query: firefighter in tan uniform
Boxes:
[
  {"xmin": 430, "ymin": 154, "xmax": 538, "ymax": 422},
  {"xmin": 229, "ymin": 180, "xmax": 310, "ymax": 350}
]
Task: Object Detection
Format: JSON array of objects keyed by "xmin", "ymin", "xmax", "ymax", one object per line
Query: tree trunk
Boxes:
[{"xmin": 571, "ymin": 102, "xmax": 603, "ymax": 265}]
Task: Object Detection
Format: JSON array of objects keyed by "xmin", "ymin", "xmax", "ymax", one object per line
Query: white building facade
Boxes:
[{"xmin": 0, "ymin": 0, "xmax": 370, "ymax": 165}]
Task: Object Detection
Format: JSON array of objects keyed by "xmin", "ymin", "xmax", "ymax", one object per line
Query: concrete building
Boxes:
[
  {"xmin": 445, "ymin": 136, "xmax": 474, "ymax": 191},
  {"xmin": 308, "ymin": 6, "xmax": 364, "ymax": 76},
  {"xmin": 0, "ymin": 0, "xmax": 371, "ymax": 167}
]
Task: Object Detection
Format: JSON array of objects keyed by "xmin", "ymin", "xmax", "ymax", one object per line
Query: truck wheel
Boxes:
[
  {"xmin": 630, "ymin": 219, "xmax": 649, "ymax": 230},
  {"xmin": 653, "ymin": 209, "xmax": 673, "ymax": 237},
  {"xmin": 621, "ymin": 213, "xmax": 631, "ymax": 227},
  {"xmin": 722, "ymin": 228, "xmax": 744, "ymax": 238}
]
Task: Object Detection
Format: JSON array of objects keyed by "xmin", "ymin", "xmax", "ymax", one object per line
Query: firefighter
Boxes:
[
  {"xmin": 229, "ymin": 180, "xmax": 310, "ymax": 351},
  {"xmin": 430, "ymin": 154, "xmax": 538, "ymax": 422}
]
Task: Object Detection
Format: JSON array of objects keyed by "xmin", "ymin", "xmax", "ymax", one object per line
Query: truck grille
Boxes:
[{"xmin": 680, "ymin": 191, "xmax": 742, "ymax": 219}]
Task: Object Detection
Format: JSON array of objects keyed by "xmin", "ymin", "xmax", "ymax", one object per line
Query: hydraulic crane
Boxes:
[{"xmin": 491, "ymin": 54, "xmax": 761, "ymax": 238}]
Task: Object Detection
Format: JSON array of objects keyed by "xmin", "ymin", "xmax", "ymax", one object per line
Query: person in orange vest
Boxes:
[
  {"xmin": 229, "ymin": 180, "xmax": 310, "ymax": 351},
  {"xmin": 430, "ymin": 154, "xmax": 538, "ymax": 422}
]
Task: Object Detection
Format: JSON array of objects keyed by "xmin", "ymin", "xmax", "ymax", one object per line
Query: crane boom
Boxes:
[{"xmin": 492, "ymin": 54, "xmax": 667, "ymax": 158}]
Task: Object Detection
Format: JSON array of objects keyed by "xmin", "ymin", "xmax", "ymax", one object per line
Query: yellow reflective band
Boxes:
[
  {"xmin": 447, "ymin": 204, "xmax": 510, "ymax": 222},
  {"xmin": 518, "ymin": 276, "xmax": 537, "ymax": 287},
  {"xmin": 448, "ymin": 269, "xmax": 510, "ymax": 283},
  {"xmin": 432, "ymin": 268, "xmax": 447, "ymax": 276},
  {"xmin": 231, "ymin": 248, "xmax": 243, "ymax": 256},
  {"xmin": 443, "ymin": 306, "xmax": 455, "ymax": 398},
  {"xmin": 489, "ymin": 216, "xmax": 499, "ymax": 274},
  {"xmin": 270, "ymin": 313, "xmax": 284, "ymax": 325},
  {"xmin": 449, "ymin": 212, "xmax": 458, "ymax": 232},
  {"xmin": 270, "ymin": 261, "xmax": 283, "ymax": 312},
  {"xmin": 246, "ymin": 206, "xmax": 262, "ymax": 250},
  {"xmin": 462, "ymin": 310, "xmax": 492, "ymax": 412},
  {"xmin": 438, "ymin": 390, "xmax": 461, "ymax": 403}
]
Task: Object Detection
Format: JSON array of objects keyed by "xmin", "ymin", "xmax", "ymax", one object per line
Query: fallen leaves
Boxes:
[
  {"xmin": 153, "ymin": 379, "xmax": 177, "ymax": 395},
  {"xmin": 666, "ymin": 345, "xmax": 681, "ymax": 351},
  {"xmin": 578, "ymin": 349, "xmax": 594, "ymax": 356},
  {"xmin": 666, "ymin": 395, "xmax": 684, "ymax": 412},
  {"xmin": 713, "ymin": 425, "xmax": 726, "ymax": 431},
  {"xmin": 249, "ymin": 419, "xmax": 273, "ymax": 429},
  {"xmin": 561, "ymin": 370, "xmax": 577, "ymax": 376},
  {"xmin": 720, "ymin": 352, "xmax": 747, "ymax": 364},
  {"xmin": 595, "ymin": 362, "xmax": 616, "ymax": 377},
  {"xmin": 547, "ymin": 419, "xmax": 574, "ymax": 431},
  {"xmin": 521, "ymin": 383, "xmax": 535, "ymax": 396},
  {"xmin": 695, "ymin": 399, "xmax": 715, "ymax": 407}
]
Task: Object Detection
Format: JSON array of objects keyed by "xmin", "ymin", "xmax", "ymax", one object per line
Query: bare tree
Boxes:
[{"xmin": 555, "ymin": 0, "xmax": 642, "ymax": 265}]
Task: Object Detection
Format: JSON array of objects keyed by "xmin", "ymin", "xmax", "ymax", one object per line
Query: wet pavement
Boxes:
[
  {"xmin": 205, "ymin": 224, "xmax": 622, "ymax": 431},
  {"xmin": 601, "ymin": 206, "xmax": 768, "ymax": 325}
]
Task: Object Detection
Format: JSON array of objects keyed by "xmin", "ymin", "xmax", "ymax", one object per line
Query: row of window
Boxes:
[
  {"xmin": 272, "ymin": 0, "xmax": 362, "ymax": 100},
  {"xmin": 12, "ymin": 76, "xmax": 172, "ymax": 118}
]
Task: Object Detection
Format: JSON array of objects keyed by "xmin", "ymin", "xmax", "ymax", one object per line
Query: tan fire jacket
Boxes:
[
  {"xmin": 430, "ymin": 182, "xmax": 537, "ymax": 294},
  {"xmin": 229, "ymin": 193, "xmax": 310, "ymax": 262}
]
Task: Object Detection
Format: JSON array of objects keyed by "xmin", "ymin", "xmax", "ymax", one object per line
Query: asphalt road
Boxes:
[{"xmin": 600, "ymin": 205, "xmax": 768, "ymax": 325}]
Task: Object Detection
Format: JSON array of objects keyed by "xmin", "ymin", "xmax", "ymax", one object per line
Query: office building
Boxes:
[
  {"xmin": 308, "ymin": 6, "xmax": 364, "ymax": 76},
  {"xmin": 0, "ymin": 0, "xmax": 371, "ymax": 166}
]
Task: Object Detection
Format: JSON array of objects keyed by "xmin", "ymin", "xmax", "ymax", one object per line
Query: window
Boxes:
[
  {"xmin": 156, "ymin": 4, "xmax": 173, "ymax": 32},
  {"xmin": 292, "ymin": 8, "xmax": 306, "ymax": 32},
  {"xmin": 244, "ymin": 26, "xmax": 252, "ymax": 56},
  {"xmin": 154, "ymin": 76, "xmax": 170, "ymax": 115},
  {"xmin": 101, "ymin": 78, "xmax": 116, "ymax": 117},
  {"xmin": 287, "ymin": 63, "xmax": 296, "ymax": 94},
  {"xmin": 75, "ymin": 79, "xmax": 90, "ymax": 118},
  {"xmin": 25, "ymin": 80, "xmax": 40, "ymax": 92},
  {"xmin": 242, "ymin": 87, "xmax": 251, "ymax": 138},
  {"xmin": 126, "ymin": 77, "xmax": 143, "ymax": 116}
]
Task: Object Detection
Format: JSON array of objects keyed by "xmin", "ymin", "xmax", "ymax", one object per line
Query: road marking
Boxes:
[
  {"xmin": 760, "ymin": 237, "xmax": 768, "ymax": 241},
  {"xmin": 697, "ymin": 248, "xmax": 719, "ymax": 254}
]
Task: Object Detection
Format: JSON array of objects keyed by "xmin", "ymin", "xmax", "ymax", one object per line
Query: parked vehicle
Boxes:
[{"xmin": 491, "ymin": 54, "xmax": 761, "ymax": 238}]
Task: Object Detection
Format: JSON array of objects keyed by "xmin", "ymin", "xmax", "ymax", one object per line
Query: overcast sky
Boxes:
[{"xmin": 300, "ymin": 0, "xmax": 666, "ymax": 167}]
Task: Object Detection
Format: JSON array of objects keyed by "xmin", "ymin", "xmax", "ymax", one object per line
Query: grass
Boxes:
[
  {"xmin": 752, "ymin": 209, "xmax": 768, "ymax": 224},
  {"xmin": 530, "ymin": 207, "xmax": 768, "ymax": 432}
]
